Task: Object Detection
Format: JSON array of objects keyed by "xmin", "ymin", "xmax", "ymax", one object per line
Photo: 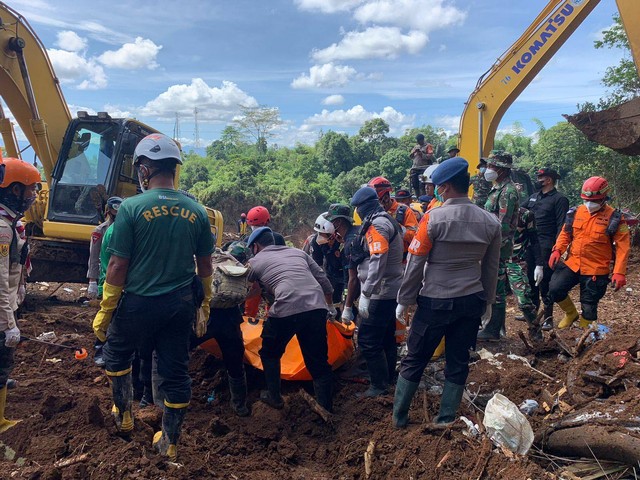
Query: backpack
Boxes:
[
  {"xmin": 210, "ymin": 249, "xmax": 250, "ymax": 308},
  {"xmin": 349, "ymin": 211, "xmax": 401, "ymax": 266}
]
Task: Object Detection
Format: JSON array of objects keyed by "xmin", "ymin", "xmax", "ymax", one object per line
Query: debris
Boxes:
[
  {"xmin": 364, "ymin": 440, "xmax": 375, "ymax": 478},
  {"xmin": 483, "ymin": 393, "xmax": 534, "ymax": 455},
  {"xmin": 299, "ymin": 389, "xmax": 332, "ymax": 423},
  {"xmin": 460, "ymin": 416, "xmax": 480, "ymax": 437},
  {"xmin": 519, "ymin": 399, "xmax": 539, "ymax": 415},
  {"xmin": 63, "ymin": 288, "xmax": 74, "ymax": 293},
  {"xmin": 45, "ymin": 358, "xmax": 62, "ymax": 364},
  {"xmin": 53, "ymin": 453, "xmax": 90, "ymax": 468},
  {"xmin": 36, "ymin": 331, "xmax": 56, "ymax": 342}
]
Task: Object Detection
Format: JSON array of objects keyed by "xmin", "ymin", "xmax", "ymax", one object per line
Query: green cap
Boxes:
[{"xmin": 325, "ymin": 203, "xmax": 353, "ymax": 223}]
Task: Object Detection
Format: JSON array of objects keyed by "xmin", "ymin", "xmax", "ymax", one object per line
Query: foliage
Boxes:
[{"xmin": 233, "ymin": 105, "xmax": 283, "ymax": 153}]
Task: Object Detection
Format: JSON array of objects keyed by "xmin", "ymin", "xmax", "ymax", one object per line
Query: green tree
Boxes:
[
  {"xmin": 233, "ymin": 105, "xmax": 283, "ymax": 153},
  {"xmin": 379, "ymin": 148, "xmax": 410, "ymax": 187},
  {"xmin": 357, "ymin": 118, "xmax": 389, "ymax": 160},
  {"xmin": 316, "ymin": 131, "xmax": 354, "ymax": 175}
]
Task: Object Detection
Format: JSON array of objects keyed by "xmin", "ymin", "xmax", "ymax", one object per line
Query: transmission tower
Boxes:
[
  {"xmin": 173, "ymin": 112, "xmax": 181, "ymax": 140},
  {"xmin": 194, "ymin": 107, "xmax": 200, "ymax": 148}
]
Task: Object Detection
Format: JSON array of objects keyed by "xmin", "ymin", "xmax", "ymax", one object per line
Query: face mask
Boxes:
[
  {"xmin": 479, "ymin": 167, "xmax": 486, "ymax": 175},
  {"xmin": 535, "ymin": 180, "xmax": 544, "ymax": 190},
  {"xmin": 316, "ymin": 234, "xmax": 330, "ymax": 245},
  {"xmin": 584, "ymin": 201, "xmax": 602, "ymax": 213},
  {"xmin": 250, "ymin": 225, "xmax": 259, "ymax": 232},
  {"xmin": 434, "ymin": 186, "xmax": 446, "ymax": 203},
  {"xmin": 484, "ymin": 168, "xmax": 499, "ymax": 182}
]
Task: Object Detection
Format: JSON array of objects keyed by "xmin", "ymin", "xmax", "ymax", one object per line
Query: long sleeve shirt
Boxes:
[
  {"xmin": 356, "ymin": 214, "xmax": 405, "ymax": 300},
  {"xmin": 397, "ymin": 197, "xmax": 501, "ymax": 305},
  {"xmin": 248, "ymin": 245, "xmax": 332, "ymax": 318},
  {"xmin": 0, "ymin": 206, "xmax": 25, "ymax": 331},
  {"xmin": 87, "ymin": 219, "xmax": 113, "ymax": 280},
  {"xmin": 524, "ymin": 188, "xmax": 569, "ymax": 250},
  {"xmin": 485, "ymin": 178, "xmax": 519, "ymax": 260}
]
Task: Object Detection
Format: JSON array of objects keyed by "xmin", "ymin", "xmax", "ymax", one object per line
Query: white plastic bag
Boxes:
[{"xmin": 483, "ymin": 393, "xmax": 534, "ymax": 455}]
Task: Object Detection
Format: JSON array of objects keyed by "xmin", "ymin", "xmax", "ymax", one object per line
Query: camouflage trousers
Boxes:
[
  {"xmin": 495, "ymin": 259, "xmax": 508, "ymax": 309},
  {"xmin": 506, "ymin": 258, "xmax": 537, "ymax": 322}
]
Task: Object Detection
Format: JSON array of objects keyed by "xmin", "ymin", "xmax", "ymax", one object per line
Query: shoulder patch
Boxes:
[{"xmin": 0, "ymin": 244, "xmax": 8, "ymax": 257}]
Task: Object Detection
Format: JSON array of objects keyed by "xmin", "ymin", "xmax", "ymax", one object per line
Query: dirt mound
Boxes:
[{"xmin": 564, "ymin": 97, "xmax": 640, "ymax": 155}]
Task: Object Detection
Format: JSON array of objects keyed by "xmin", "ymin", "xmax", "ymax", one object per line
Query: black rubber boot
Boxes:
[
  {"xmin": 434, "ymin": 381, "xmax": 465, "ymax": 424},
  {"xmin": 313, "ymin": 376, "xmax": 333, "ymax": 413},
  {"xmin": 153, "ymin": 405, "xmax": 187, "ymax": 461},
  {"xmin": 392, "ymin": 375, "xmax": 419, "ymax": 428},
  {"xmin": 110, "ymin": 371, "xmax": 134, "ymax": 433},
  {"xmin": 260, "ymin": 359, "xmax": 284, "ymax": 409},
  {"xmin": 477, "ymin": 304, "xmax": 504, "ymax": 341},
  {"xmin": 139, "ymin": 386, "xmax": 154, "ymax": 409},
  {"xmin": 5, "ymin": 379, "xmax": 16, "ymax": 390},
  {"xmin": 358, "ymin": 353, "xmax": 389, "ymax": 398},
  {"xmin": 541, "ymin": 303, "xmax": 554, "ymax": 331},
  {"xmin": 228, "ymin": 373, "xmax": 250, "ymax": 417}
]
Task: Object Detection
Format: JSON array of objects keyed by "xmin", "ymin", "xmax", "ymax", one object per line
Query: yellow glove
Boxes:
[
  {"xmin": 195, "ymin": 274, "xmax": 213, "ymax": 338},
  {"xmin": 92, "ymin": 282, "xmax": 123, "ymax": 342}
]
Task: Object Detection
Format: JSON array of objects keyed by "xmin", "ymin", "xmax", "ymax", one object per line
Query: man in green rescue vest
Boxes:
[{"xmin": 93, "ymin": 134, "xmax": 214, "ymax": 461}]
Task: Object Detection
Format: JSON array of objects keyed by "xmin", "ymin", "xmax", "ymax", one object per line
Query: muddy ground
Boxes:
[{"xmin": 1, "ymin": 252, "xmax": 640, "ymax": 479}]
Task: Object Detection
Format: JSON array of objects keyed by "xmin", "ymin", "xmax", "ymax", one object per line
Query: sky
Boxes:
[{"xmin": 1, "ymin": 0, "xmax": 626, "ymax": 152}]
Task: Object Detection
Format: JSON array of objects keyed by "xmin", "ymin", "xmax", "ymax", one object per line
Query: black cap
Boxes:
[
  {"xmin": 394, "ymin": 189, "xmax": 411, "ymax": 199},
  {"xmin": 447, "ymin": 146, "xmax": 460, "ymax": 154},
  {"xmin": 536, "ymin": 167, "xmax": 560, "ymax": 180},
  {"xmin": 477, "ymin": 157, "xmax": 488, "ymax": 168}
]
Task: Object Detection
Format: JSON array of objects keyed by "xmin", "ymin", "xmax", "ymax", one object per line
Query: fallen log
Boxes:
[
  {"xmin": 53, "ymin": 453, "xmax": 90, "ymax": 468},
  {"xmin": 299, "ymin": 389, "xmax": 332, "ymax": 423},
  {"xmin": 541, "ymin": 425, "xmax": 640, "ymax": 464}
]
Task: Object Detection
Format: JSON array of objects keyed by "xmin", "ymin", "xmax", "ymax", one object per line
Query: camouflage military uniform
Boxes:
[
  {"xmin": 506, "ymin": 208, "xmax": 540, "ymax": 323},
  {"xmin": 471, "ymin": 175, "xmax": 492, "ymax": 208},
  {"xmin": 484, "ymin": 177, "xmax": 519, "ymax": 311}
]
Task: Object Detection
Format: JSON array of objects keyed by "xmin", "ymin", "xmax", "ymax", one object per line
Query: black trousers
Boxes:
[
  {"xmin": 330, "ymin": 280, "xmax": 344, "ymax": 304},
  {"xmin": 358, "ymin": 298, "xmax": 397, "ymax": 378},
  {"xmin": 0, "ymin": 332, "xmax": 14, "ymax": 387},
  {"xmin": 103, "ymin": 284, "xmax": 195, "ymax": 405},
  {"xmin": 259, "ymin": 309, "xmax": 331, "ymax": 380},
  {"xmin": 192, "ymin": 306, "xmax": 246, "ymax": 379},
  {"xmin": 410, "ymin": 168, "xmax": 427, "ymax": 197},
  {"xmin": 548, "ymin": 263, "xmax": 609, "ymax": 320},
  {"xmin": 526, "ymin": 247, "xmax": 554, "ymax": 309},
  {"xmin": 400, "ymin": 293, "xmax": 484, "ymax": 385}
]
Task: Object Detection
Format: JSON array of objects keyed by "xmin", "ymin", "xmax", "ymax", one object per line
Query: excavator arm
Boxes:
[
  {"xmin": 0, "ymin": 1, "xmax": 71, "ymax": 180},
  {"xmin": 458, "ymin": 0, "xmax": 611, "ymax": 165}
]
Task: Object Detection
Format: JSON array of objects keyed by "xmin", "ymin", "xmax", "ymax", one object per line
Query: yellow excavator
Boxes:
[
  {"xmin": 0, "ymin": 2, "xmax": 223, "ymax": 283},
  {"xmin": 458, "ymin": 0, "xmax": 640, "ymax": 164}
]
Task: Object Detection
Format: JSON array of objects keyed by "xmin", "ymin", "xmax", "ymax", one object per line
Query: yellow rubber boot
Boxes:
[
  {"xmin": 579, "ymin": 316, "xmax": 593, "ymax": 328},
  {"xmin": 431, "ymin": 338, "xmax": 445, "ymax": 360},
  {"xmin": 557, "ymin": 297, "xmax": 579, "ymax": 329},
  {"xmin": 0, "ymin": 385, "xmax": 20, "ymax": 433}
]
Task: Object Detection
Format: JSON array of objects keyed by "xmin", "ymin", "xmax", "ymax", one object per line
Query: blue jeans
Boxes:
[{"xmin": 103, "ymin": 285, "xmax": 195, "ymax": 405}]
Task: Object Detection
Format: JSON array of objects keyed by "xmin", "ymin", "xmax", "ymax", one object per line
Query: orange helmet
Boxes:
[
  {"xmin": 0, "ymin": 157, "xmax": 41, "ymax": 188},
  {"xmin": 580, "ymin": 176, "xmax": 609, "ymax": 201},
  {"xmin": 247, "ymin": 206, "xmax": 270, "ymax": 226},
  {"xmin": 368, "ymin": 176, "xmax": 392, "ymax": 199}
]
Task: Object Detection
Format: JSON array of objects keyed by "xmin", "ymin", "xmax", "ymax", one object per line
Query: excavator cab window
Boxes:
[{"xmin": 49, "ymin": 121, "xmax": 119, "ymax": 224}]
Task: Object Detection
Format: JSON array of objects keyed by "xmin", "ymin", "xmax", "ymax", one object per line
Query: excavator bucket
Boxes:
[{"xmin": 564, "ymin": 97, "xmax": 640, "ymax": 156}]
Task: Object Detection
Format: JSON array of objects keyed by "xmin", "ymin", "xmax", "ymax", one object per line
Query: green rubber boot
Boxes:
[
  {"xmin": 434, "ymin": 381, "xmax": 465, "ymax": 425},
  {"xmin": 392, "ymin": 375, "xmax": 419, "ymax": 428}
]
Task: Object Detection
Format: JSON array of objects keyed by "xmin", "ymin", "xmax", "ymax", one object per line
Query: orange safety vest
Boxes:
[{"xmin": 553, "ymin": 204, "xmax": 630, "ymax": 276}]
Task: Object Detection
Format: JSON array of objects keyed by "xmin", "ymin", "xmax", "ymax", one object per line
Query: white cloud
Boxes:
[
  {"xmin": 141, "ymin": 78, "xmax": 258, "ymax": 121},
  {"xmin": 102, "ymin": 104, "xmax": 133, "ymax": 118},
  {"xmin": 294, "ymin": 0, "xmax": 364, "ymax": 14},
  {"xmin": 97, "ymin": 37, "xmax": 162, "ymax": 70},
  {"xmin": 353, "ymin": 0, "xmax": 466, "ymax": 32},
  {"xmin": 47, "ymin": 49, "xmax": 107, "ymax": 90},
  {"xmin": 291, "ymin": 63, "xmax": 357, "ymax": 89},
  {"xmin": 303, "ymin": 105, "xmax": 413, "ymax": 128},
  {"xmin": 322, "ymin": 94, "xmax": 345, "ymax": 106},
  {"xmin": 312, "ymin": 27, "xmax": 427, "ymax": 62},
  {"xmin": 55, "ymin": 31, "xmax": 87, "ymax": 52},
  {"xmin": 433, "ymin": 114, "xmax": 460, "ymax": 132}
]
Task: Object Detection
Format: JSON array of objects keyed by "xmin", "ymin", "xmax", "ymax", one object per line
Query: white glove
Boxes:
[
  {"xmin": 17, "ymin": 285, "xmax": 26, "ymax": 305},
  {"xmin": 481, "ymin": 304, "xmax": 492, "ymax": 329},
  {"xmin": 534, "ymin": 266, "xmax": 544, "ymax": 287},
  {"xmin": 4, "ymin": 326, "xmax": 20, "ymax": 348},
  {"xmin": 395, "ymin": 304, "xmax": 407, "ymax": 325},
  {"xmin": 358, "ymin": 294, "xmax": 370, "ymax": 319},
  {"xmin": 341, "ymin": 306, "xmax": 354, "ymax": 325},
  {"xmin": 87, "ymin": 281, "xmax": 99, "ymax": 299},
  {"xmin": 326, "ymin": 304, "xmax": 337, "ymax": 320}
]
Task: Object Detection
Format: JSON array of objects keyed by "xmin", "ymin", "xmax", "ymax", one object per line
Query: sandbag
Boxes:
[{"xmin": 200, "ymin": 316, "xmax": 355, "ymax": 381}]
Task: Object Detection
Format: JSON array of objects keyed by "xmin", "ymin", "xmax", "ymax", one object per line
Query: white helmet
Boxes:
[
  {"xmin": 313, "ymin": 213, "xmax": 335, "ymax": 235},
  {"xmin": 134, "ymin": 133, "xmax": 183, "ymax": 165},
  {"xmin": 420, "ymin": 164, "xmax": 439, "ymax": 184}
]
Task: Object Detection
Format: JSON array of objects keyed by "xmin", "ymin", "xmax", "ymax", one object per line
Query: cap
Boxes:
[
  {"xmin": 107, "ymin": 196, "xmax": 123, "ymax": 211},
  {"xmin": 418, "ymin": 195, "xmax": 432, "ymax": 202},
  {"xmin": 326, "ymin": 203, "xmax": 353, "ymax": 223},
  {"xmin": 487, "ymin": 152, "xmax": 513, "ymax": 169},
  {"xmin": 350, "ymin": 186, "xmax": 378, "ymax": 207},
  {"xmin": 431, "ymin": 157, "xmax": 469, "ymax": 185},
  {"xmin": 536, "ymin": 167, "xmax": 560, "ymax": 180},
  {"xmin": 247, "ymin": 226, "xmax": 273, "ymax": 248},
  {"xmin": 447, "ymin": 146, "xmax": 460, "ymax": 154},
  {"xmin": 394, "ymin": 189, "xmax": 411, "ymax": 199},
  {"xmin": 477, "ymin": 157, "xmax": 488, "ymax": 168}
]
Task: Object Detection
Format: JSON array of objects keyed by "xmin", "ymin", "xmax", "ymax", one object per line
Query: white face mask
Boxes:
[
  {"xmin": 584, "ymin": 201, "xmax": 602, "ymax": 213},
  {"xmin": 316, "ymin": 234, "xmax": 330, "ymax": 245},
  {"xmin": 483, "ymin": 168, "xmax": 499, "ymax": 182},
  {"xmin": 250, "ymin": 225, "xmax": 259, "ymax": 231}
]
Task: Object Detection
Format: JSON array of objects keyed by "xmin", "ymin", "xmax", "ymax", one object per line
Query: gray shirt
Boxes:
[
  {"xmin": 397, "ymin": 197, "xmax": 501, "ymax": 304},
  {"xmin": 357, "ymin": 214, "xmax": 404, "ymax": 300},
  {"xmin": 248, "ymin": 245, "xmax": 332, "ymax": 318}
]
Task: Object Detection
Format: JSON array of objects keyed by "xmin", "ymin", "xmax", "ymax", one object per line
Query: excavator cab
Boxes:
[{"xmin": 47, "ymin": 113, "xmax": 154, "ymax": 228}]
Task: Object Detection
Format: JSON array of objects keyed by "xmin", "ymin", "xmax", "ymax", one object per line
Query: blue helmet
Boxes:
[{"xmin": 247, "ymin": 226, "xmax": 273, "ymax": 248}]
